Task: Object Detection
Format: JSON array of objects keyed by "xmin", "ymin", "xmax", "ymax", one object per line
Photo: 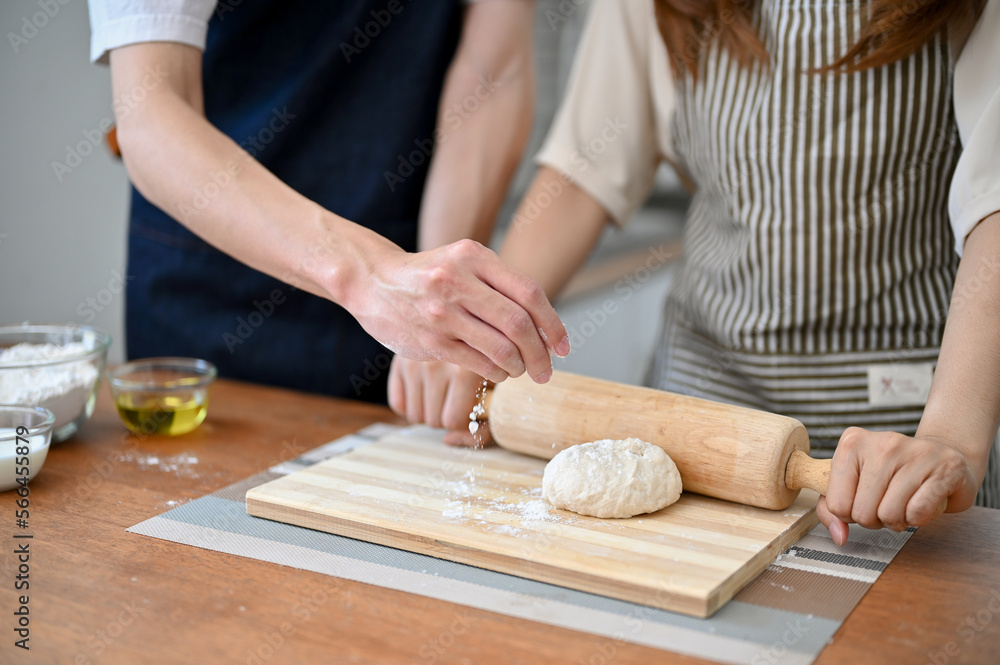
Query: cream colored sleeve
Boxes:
[
  {"xmin": 950, "ymin": 0, "xmax": 1000, "ymax": 256},
  {"xmin": 535, "ymin": 0, "xmax": 674, "ymax": 226}
]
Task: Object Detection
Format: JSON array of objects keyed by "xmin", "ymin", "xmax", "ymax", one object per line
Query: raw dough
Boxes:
[{"xmin": 542, "ymin": 438, "xmax": 682, "ymax": 518}]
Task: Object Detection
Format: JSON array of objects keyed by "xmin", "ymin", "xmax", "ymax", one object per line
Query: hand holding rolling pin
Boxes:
[{"xmin": 819, "ymin": 429, "xmax": 984, "ymax": 546}]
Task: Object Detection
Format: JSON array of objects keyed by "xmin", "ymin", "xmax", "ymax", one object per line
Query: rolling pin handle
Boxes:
[{"xmin": 785, "ymin": 450, "xmax": 831, "ymax": 495}]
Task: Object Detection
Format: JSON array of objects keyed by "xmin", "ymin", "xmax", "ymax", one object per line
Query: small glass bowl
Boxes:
[
  {"xmin": 108, "ymin": 358, "xmax": 217, "ymax": 436},
  {"xmin": 0, "ymin": 324, "xmax": 112, "ymax": 442},
  {"xmin": 0, "ymin": 406, "xmax": 55, "ymax": 492}
]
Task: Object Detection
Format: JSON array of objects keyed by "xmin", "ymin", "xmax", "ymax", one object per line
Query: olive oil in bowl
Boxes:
[
  {"xmin": 108, "ymin": 357, "xmax": 217, "ymax": 436},
  {"xmin": 114, "ymin": 392, "xmax": 208, "ymax": 436}
]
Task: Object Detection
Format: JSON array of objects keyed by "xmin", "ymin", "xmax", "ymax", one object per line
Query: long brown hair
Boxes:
[{"xmin": 655, "ymin": 0, "xmax": 986, "ymax": 78}]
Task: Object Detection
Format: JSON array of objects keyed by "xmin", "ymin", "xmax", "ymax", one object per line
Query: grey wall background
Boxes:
[
  {"xmin": 1, "ymin": 0, "xmax": 130, "ymax": 361},
  {"xmin": 0, "ymin": 0, "xmax": 684, "ymax": 383}
]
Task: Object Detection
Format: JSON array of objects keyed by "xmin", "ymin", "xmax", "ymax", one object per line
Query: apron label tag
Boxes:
[{"xmin": 867, "ymin": 362, "xmax": 934, "ymax": 407}]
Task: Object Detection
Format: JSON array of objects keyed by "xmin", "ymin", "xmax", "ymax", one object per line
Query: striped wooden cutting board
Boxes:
[{"xmin": 246, "ymin": 428, "xmax": 819, "ymax": 617}]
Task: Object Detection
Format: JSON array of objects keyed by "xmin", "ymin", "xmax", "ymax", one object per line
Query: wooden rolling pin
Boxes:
[{"xmin": 486, "ymin": 370, "xmax": 830, "ymax": 510}]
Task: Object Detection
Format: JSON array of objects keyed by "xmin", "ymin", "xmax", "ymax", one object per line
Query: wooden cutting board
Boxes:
[{"xmin": 246, "ymin": 429, "xmax": 819, "ymax": 617}]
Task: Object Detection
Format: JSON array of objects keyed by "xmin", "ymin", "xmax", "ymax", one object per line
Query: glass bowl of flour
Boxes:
[
  {"xmin": 0, "ymin": 325, "xmax": 111, "ymax": 442},
  {"xmin": 0, "ymin": 406, "xmax": 54, "ymax": 492}
]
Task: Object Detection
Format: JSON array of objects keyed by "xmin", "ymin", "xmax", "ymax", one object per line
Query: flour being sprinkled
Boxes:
[{"xmin": 467, "ymin": 380, "xmax": 488, "ymax": 436}]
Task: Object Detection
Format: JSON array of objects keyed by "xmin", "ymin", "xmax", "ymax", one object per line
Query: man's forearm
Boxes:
[
  {"xmin": 111, "ymin": 40, "xmax": 570, "ymax": 382},
  {"xmin": 111, "ymin": 44, "xmax": 392, "ymax": 309},
  {"xmin": 417, "ymin": 1, "xmax": 535, "ymax": 250},
  {"xmin": 917, "ymin": 211, "xmax": 1000, "ymax": 487}
]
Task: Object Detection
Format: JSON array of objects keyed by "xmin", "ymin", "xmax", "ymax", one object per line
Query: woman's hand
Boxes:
[
  {"xmin": 817, "ymin": 427, "xmax": 982, "ymax": 546},
  {"xmin": 346, "ymin": 239, "xmax": 569, "ymax": 385},
  {"xmin": 388, "ymin": 356, "xmax": 494, "ymax": 447}
]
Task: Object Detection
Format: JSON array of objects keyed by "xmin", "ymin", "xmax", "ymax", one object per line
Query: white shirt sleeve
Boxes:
[
  {"xmin": 535, "ymin": 0, "xmax": 676, "ymax": 226},
  {"xmin": 88, "ymin": 1, "xmax": 501, "ymax": 65},
  {"xmin": 950, "ymin": 0, "xmax": 1000, "ymax": 256},
  {"xmin": 88, "ymin": 0, "xmax": 217, "ymax": 65}
]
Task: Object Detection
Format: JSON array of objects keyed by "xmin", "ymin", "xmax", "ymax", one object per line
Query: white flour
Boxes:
[
  {"xmin": 0, "ymin": 343, "xmax": 99, "ymax": 428},
  {"xmin": 467, "ymin": 380, "xmax": 488, "ymax": 436},
  {"xmin": 116, "ymin": 449, "xmax": 201, "ymax": 478},
  {"xmin": 438, "ymin": 473, "xmax": 589, "ymax": 536}
]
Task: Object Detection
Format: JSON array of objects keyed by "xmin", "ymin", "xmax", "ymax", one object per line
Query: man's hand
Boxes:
[
  {"xmin": 352, "ymin": 239, "xmax": 569, "ymax": 385},
  {"xmin": 388, "ymin": 356, "xmax": 494, "ymax": 447},
  {"xmin": 110, "ymin": 43, "xmax": 568, "ymax": 384},
  {"xmin": 817, "ymin": 427, "xmax": 981, "ymax": 546}
]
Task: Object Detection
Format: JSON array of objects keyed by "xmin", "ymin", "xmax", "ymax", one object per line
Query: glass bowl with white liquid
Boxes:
[{"xmin": 0, "ymin": 406, "xmax": 55, "ymax": 492}]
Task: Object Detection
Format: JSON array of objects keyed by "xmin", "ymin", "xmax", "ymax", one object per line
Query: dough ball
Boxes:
[{"xmin": 542, "ymin": 438, "xmax": 682, "ymax": 518}]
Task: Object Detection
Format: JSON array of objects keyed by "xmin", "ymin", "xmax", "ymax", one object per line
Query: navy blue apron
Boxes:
[{"xmin": 125, "ymin": 1, "xmax": 463, "ymax": 403}]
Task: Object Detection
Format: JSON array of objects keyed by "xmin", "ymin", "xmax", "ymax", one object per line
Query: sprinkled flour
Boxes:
[
  {"xmin": 467, "ymin": 380, "xmax": 488, "ymax": 436},
  {"xmin": 0, "ymin": 343, "xmax": 98, "ymax": 428},
  {"xmin": 116, "ymin": 449, "xmax": 201, "ymax": 477},
  {"xmin": 438, "ymin": 471, "xmax": 587, "ymax": 536}
]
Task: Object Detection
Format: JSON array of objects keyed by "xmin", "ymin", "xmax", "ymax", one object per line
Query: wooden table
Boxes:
[{"xmin": 2, "ymin": 379, "xmax": 998, "ymax": 665}]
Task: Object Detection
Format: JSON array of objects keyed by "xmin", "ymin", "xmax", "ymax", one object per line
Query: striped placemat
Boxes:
[{"xmin": 127, "ymin": 424, "xmax": 914, "ymax": 665}]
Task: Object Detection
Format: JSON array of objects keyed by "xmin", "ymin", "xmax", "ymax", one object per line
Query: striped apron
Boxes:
[{"xmin": 645, "ymin": 0, "xmax": 999, "ymax": 506}]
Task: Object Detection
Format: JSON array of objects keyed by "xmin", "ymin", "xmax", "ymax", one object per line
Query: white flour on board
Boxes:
[{"xmin": 438, "ymin": 474, "xmax": 593, "ymax": 536}]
